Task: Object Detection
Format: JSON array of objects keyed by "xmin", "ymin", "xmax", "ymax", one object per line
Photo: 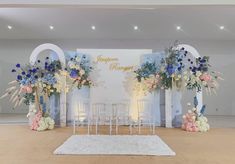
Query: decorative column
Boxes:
[{"xmin": 177, "ymin": 44, "xmax": 203, "ymax": 110}]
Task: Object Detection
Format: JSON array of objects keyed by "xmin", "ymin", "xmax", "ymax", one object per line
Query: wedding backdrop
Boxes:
[
  {"xmin": 1, "ymin": 41, "xmax": 221, "ymax": 129},
  {"xmin": 49, "ymin": 44, "xmax": 205, "ymax": 129},
  {"xmin": 0, "ymin": 41, "xmax": 222, "ymax": 155}
]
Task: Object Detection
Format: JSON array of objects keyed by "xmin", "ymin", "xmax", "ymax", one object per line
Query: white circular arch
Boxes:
[
  {"xmin": 30, "ymin": 43, "xmax": 66, "ymax": 68},
  {"xmin": 29, "ymin": 43, "xmax": 67, "ymax": 127},
  {"xmin": 177, "ymin": 44, "xmax": 203, "ymax": 111}
]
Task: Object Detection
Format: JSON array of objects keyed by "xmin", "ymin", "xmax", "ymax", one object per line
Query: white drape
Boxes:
[
  {"xmin": 171, "ymin": 89, "xmax": 182, "ymax": 127},
  {"xmin": 67, "ymin": 87, "xmax": 90, "ymax": 123},
  {"xmin": 140, "ymin": 52, "xmax": 165, "ymax": 126}
]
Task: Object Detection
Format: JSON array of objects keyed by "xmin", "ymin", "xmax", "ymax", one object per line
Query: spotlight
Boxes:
[
  {"xmin": 134, "ymin": 25, "xmax": 138, "ymax": 30},
  {"xmin": 219, "ymin": 26, "xmax": 225, "ymax": 30},
  {"xmin": 176, "ymin": 26, "xmax": 181, "ymax": 30},
  {"xmin": 91, "ymin": 26, "xmax": 96, "ymax": 30},
  {"xmin": 49, "ymin": 25, "xmax": 54, "ymax": 30},
  {"xmin": 7, "ymin": 25, "xmax": 12, "ymax": 30}
]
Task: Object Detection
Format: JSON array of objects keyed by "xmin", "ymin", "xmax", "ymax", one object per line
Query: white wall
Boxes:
[{"xmin": 0, "ymin": 39, "xmax": 234, "ymax": 115}]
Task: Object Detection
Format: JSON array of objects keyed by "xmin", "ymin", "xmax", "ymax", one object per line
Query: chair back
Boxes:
[
  {"xmin": 112, "ymin": 103, "xmax": 130, "ymax": 118},
  {"xmin": 74, "ymin": 98, "xmax": 90, "ymax": 121},
  {"xmin": 137, "ymin": 99, "xmax": 152, "ymax": 118}
]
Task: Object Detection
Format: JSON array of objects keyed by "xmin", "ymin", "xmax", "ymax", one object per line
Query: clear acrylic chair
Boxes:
[
  {"xmin": 137, "ymin": 99, "xmax": 155, "ymax": 134},
  {"xmin": 112, "ymin": 102, "xmax": 132, "ymax": 134},
  {"xmin": 90, "ymin": 103, "xmax": 112, "ymax": 135},
  {"xmin": 73, "ymin": 99, "xmax": 90, "ymax": 134}
]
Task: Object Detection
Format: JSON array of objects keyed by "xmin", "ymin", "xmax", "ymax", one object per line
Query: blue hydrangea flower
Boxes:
[
  {"xmin": 32, "ymin": 69, "xmax": 37, "ymax": 73},
  {"xmin": 70, "ymin": 69, "xmax": 78, "ymax": 78},
  {"xmin": 17, "ymin": 75, "xmax": 22, "ymax": 80},
  {"xmin": 166, "ymin": 64, "xmax": 175, "ymax": 75},
  {"xmin": 42, "ymin": 74, "xmax": 57, "ymax": 85}
]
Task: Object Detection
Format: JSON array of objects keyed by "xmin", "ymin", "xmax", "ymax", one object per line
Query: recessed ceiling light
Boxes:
[
  {"xmin": 219, "ymin": 26, "xmax": 225, "ymax": 30},
  {"xmin": 7, "ymin": 25, "xmax": 12, "ymax": 30},
  {"xmin": 176, "ymin": 26, "xmax": 181, "ymax": 30},
  {"xmin": 91, "ymin": 25, "xmax": 96, "ymax": 30},
  {"xmin": 134, "ymin": 25, "xmax": 138, "ymax": 30},
  {"xmin": 49, "ymin": 25, "xmax": 54, "ymax": 30}
]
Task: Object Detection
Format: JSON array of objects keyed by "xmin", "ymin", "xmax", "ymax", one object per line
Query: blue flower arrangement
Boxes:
[
  {"xmin": 8, "ymin": 56, "xmax": 63, "ymax": 106},
  {"xmin": 133, "ymin": 41, "xmax": 222, "ymax": 92},
  {"xmin": 67, "ymin": 54, "xmax": 93, "ymax": 89}
]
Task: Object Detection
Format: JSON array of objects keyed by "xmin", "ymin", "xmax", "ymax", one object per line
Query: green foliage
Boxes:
[
  {"xmin": 159, "ymin": 72, "xmax": 173, "ymax": 89},
  {"xmin": 134, "ymin": 62, "xmax": 157, "ymax": 82},
  {"xmin": 23, "ymin": 93, "xmax": 35, "ymax": 105}
]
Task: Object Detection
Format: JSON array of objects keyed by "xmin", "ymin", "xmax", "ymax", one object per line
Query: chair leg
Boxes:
[
  {"xmin": 96, "ymin": 118, "xmax": 98, "ymax": 135},
  {"xmin": 88, "ymin": 119, "xmax": 90, "ymax": 135},
  {"xmin": 129, "ymin": 122, "xmax": 132, "ymax": 135},
  {"xmin": 73, "ymin": 119, "xmax": 75, "ymax": 134},
  {"xmin": 109, "ymin": 117, "xmax": 112, "ymax": 135},
  {"xmin": 152, "ymin": 118, "xmax": 155, "ymax": 135},
  {"xmin": 152, "ymin": 124, "xmax": 155, "ymax": 135},
  {"xmin": 90, "ymin": 120, "xmax": 93, "ymax": 132},
  {"xmin": 138, "ymin": 118, "xmax": 141, "ymax": 134},
  {"xmin": 116, "ymin": 118, "xmax": 118, "ymax": 134},
  {"xmin": 77, "ymin": 120, "xmax": 79, "ymax": 135}
]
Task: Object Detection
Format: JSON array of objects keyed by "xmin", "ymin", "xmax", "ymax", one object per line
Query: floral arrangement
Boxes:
[
  {"xmin": 31, "ymin": 111, "xmax": 55, "ymax": 131},
  {"xmin": 159, "ymin": 41, "xmax": 187, "ymax": 90},
  {"xmin": 182, "ymin": 96, "xmax": 210, "ymax": 132},
  {"xmin": 67, "ymin": 55, "xmax": 93, "ymax": 89},
  {"xmin": 0, "ymin": 57, "xmax": 67, "ymax": 131},
  {"xmin": 0, "ymin": 53, "xmax": 94, "ymax": 131},
  {"xmin": 134, "ymin": 62, "xmax": 158, "ymax": 82},
  {"xmin": 133, "ymin": 41, "xmax": 222, "ymax": 94},
  {"xmin": 185, "ymin": 56, "xmax": 222, "ymax": 93},
  {"xmin": 133, "ymin": 62, "xmax": 161, "ymax": 94}
]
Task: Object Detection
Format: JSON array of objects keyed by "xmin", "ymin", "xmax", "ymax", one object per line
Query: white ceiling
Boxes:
[
  {"xmin": 1, "ymin": 0, "xmax": 235, "ymax": 6},
  {"xmin": 0, "ymin": 6, "xmax": 235, "ymax": 40}
]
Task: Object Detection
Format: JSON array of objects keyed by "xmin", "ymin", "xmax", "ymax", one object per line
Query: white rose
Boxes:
[
  {"xmin": 68, "ymin": 61, "xmax": 73, "ymax": 67},
  {"xmin": 202, "ymin": 81, "xmax": 207, "ymax": 86},
  {"xmin": 76, "ymin": 56, "xmax": 81, "ymax": 62},
  {"xmin": 80, "ymin": 70, "xmax": 85, "ymax": 75}
]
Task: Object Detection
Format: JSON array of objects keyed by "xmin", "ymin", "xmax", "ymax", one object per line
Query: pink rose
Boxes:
[
  {"xmin": 21, "ymin": 86, "xmax": 33, "ymax": 93},
  {"xmin": 200, "ymin": 73, "xmax": 212, "ymax": 82},
  {"xmin": 31, "ymin": 111, "xmax": 42, "ymax": 130}
]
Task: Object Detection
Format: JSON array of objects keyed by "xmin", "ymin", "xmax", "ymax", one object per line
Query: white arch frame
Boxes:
[
  {"xmin": 29, "ymin": 43, "xmax": 67, "ymax": 127},
  {"xmin": 177, "ymin": 44, "xmax": 203, "ymax": 110},
  {"xmin": 165, "ymin": 44, "xmax": 203, "ymax": 128}
]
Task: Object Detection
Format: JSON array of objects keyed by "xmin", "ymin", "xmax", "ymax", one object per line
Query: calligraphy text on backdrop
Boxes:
[{"xmin": 95, "ymin": 55, "xmax": 135, "ymax": 72}]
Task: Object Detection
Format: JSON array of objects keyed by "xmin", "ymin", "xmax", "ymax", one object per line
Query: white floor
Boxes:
[{"xmin": 0, "ymin": 113, "xmax": 234, "ymax": 128}]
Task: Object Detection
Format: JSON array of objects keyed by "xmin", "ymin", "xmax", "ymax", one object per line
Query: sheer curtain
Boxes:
[{"xmin": 140, "ymin": 52, "xmax": 165, "ymax": 126}]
